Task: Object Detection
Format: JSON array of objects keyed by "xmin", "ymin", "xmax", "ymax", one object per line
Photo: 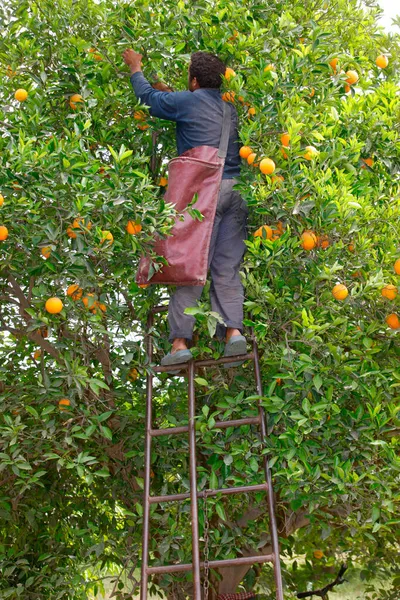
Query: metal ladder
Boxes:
[{"xmin": 140, "ymin": 306, "xmax": 284, "ymax": 599}]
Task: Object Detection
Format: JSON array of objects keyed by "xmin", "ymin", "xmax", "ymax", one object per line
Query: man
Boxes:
[{"xmin": 123, "ymin": 49, "xmax": 248, "ymax": 367}]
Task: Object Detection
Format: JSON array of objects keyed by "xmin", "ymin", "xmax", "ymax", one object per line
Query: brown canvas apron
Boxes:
[{"xmin": 136, "ymin": 102, "xmax": 231, "ymax": 286}]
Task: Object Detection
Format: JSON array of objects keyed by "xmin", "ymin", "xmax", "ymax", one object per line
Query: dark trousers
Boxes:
[{"xmin": 168, "ymin": 179, "xmax": 248, "ymax": 342}]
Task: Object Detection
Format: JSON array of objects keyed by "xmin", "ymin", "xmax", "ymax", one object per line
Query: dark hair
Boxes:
[{"xmin": 189, "ymin": 51, "xmax": 226, "ymax": 89}]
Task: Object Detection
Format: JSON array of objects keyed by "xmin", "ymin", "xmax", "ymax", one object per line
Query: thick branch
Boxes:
[{"xmin": 297, "ymin": 564, "xmax": 348, "ymax": 598}]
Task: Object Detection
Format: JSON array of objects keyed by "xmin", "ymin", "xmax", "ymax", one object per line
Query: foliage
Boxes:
[{"xmin": 0, "ymin": 0, "xmax": 400, "ymax": 598}]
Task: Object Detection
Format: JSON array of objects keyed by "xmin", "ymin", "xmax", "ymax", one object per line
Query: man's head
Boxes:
[{"xmin": 188, "ymin": 51, "xmax": 226, "ymax": 91}]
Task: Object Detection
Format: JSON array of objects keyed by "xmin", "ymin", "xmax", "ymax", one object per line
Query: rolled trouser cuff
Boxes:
[{"xmin": 168, "ymin": 330, "xmax": 194, "ymax": 343}]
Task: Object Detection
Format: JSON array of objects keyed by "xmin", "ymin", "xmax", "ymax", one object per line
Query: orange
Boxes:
[
  {"xmin": 224, "ymin": 67, "xmax": 236, "ymax": 80},
  {"xmin": 272, "ymin": 175, "xmax": 284, "ymax": 184},
  {"xmin": 159, "ymin": 177, "xmax": 168, "ymax": 187},
  {"xmin": 394, "ymin": 259, "xmax": 400, "ymax": 275},
  {"xmin": 59, "ymin": 398, "xmax": 71, "ymax": 410},
  {"xmin": 126, "ymin": 221, "xmax": 142, "ymax": 235},
  {"xmin": 332, "ymin": 284, "xmax": 348, "ymax": 301},
  {"xmin": 69, "ymin": 94, "xmax": 84, "ymax": 110},
  {"xmin": 6, "ymin": 65, "xmax": 17, "ymax": 77},
  {"xmin": 45, "ymin": 297, "xmax": 63, "ymax": 314},
  {"xmin": 100, "ymin": 230, "xmax": 113, "ymax": 245},
  {"xmin": 139, "ymin": 283, "xmax": 150, "ymax": 289},
  {"xmin": 93, "ymin": 53, "xmax": 102, "ymax": 61},
  {"xmin": 348, "ymin": 243, "xmax": 355, "ymax": 252},
  {"xmin": 376, "ymin": 55, "xmax": 388, "ymax": 69},
  {"xmin": 138, "ymin": 124, "xmax": 149, "ymax": 130},
  {"xmin": 98, "ymin": 302, "xmax": 107, "ymax": 313},
  {"xmin": 0, "ymin": 194, "xmax": 4, "ymax": 207},
  {"xmin": 239, "ymin": 146, "xmax": 252, "ymax": 159},
  {"xmin": 318, "ymin": 235, "xmax": 330, "ymax": 249},
  {"xmin": 67, "ymin": 217, "xmax": 92, "ymax": 238},
  {"xmin": 248, "ymin": 107, "xmax": 256, "ymax": 117},
  {"xmin": 345, "ymin": 70, "xmax": 359, "ymax": 85},
  {"xmin": 313, "ymin": 550, "xmax": 324, "ymax": 560},
  {"xmin": 309, "ymin": 88, "xmax": 315, "ymax": 98},
  {"xmin": 222, "ymin": 91, "xmax": 235, "ymax": 103},
  {"xmin": 361, "ymin": 157, "xmax": 373, "ymax": 168},
  {"xmin": 82, "ymin": 293, "xmax": 95, "ymax": 309},
  {"xmin": 33, "ymin": 349, "xmax": 42, "ymax": 360},
  {"xmin": 386, "ymin": 314, "xmax": 400, "ymax": 330},
  {"xmin": 134, "ymin": 110, "xmax": 146, "ymax": 121},
  {"xmin": 280, "ymin": 133, "xmax": 290, "ymax": 147},
  {"xmin": 15, "ymin": 88, "xmax": 28, "ymax": 102},
  {"xmin": 259, "ymin": 158, "xmax": 276, "ymax": 175},
  {"xmin": 254, "ymin": 225, "xmax": 273, "ymax": 240},
  {"xmin": 128, "ymin": 368, "xmax": 139, "ymax": 381},
  {"xmin": 264, "ymin": 64, "xmax": 275, "ymax": 72},
  {"xmin": 329, "ymin": 58, "xmax": 338, "ymax": 72},
  {"xmin": 247, "ymin": 152, "xmax": 257, "ymax": 165},
  {"xmin": 304, "ymin": 146, "xmax": 319, "ymax": 160},
  {"xmin": 301, "ymin": 231, "xmax": 317, "ymax": 251},
  {"xmin": 280, "ymin": 148, "xmax": 288, "ymax": 160},
  {"xmin": 41, "ymin": 246, "xmax": 51, "ymax": 259},
  {"xmin": 382, "ymin": 285, "xmax": 398, "ymax": 300},
  {"xmin": 0, "ymin": 226, "xmax": 9, "ymax": 241},
  {"xmin": 67, "ymin": 284, "xmax": 83, "ymax": 301},
  {"xmin": 344, "ymin": 84, "xmax": 351, "ymax": 94}
]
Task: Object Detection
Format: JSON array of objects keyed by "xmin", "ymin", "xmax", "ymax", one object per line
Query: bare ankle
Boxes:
[
  {"xmin": 171, "ymin": 338, "xmax": 188, "ymax": 353},
  {"xmin": 226, "ymin": 328, "xmax": 241, "ymax": 342}
]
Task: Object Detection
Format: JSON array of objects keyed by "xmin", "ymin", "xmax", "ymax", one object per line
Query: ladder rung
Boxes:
[
  {"xmin": 147, "ymin": 553, "xmax": 274, "ymax": 575},
  {"xmin": 150, "ymin": 416, "xmax": 260, "ymax": 437},
  {"xmin": 149, "ymin": 482, "xmax": 268, "ymax": 504},
  {"xmin": 153, "ymin": 352, "xmax": 254, "ymax": 372}
]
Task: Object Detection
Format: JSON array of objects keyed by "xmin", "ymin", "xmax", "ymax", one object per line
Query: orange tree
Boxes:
[{"xmin": 1, "ymin": 0, "xmax": 400, "ymax": 598}]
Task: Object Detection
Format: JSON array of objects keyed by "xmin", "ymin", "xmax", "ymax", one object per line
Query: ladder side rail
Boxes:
[
  {"xmin": 253, "ymin": 334, "xmax": 284, "ymax": 600},
  {"xmin": 140, "ymin": 313, "xmax": 155, "ymax": 600}
]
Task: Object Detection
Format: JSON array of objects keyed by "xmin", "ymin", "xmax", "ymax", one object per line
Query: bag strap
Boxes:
[{"xmin": 218, "ymin": 101, "xmax": 232, "ymax": 159}]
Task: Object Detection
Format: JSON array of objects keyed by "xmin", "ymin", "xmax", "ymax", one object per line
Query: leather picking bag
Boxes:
[{"xmin": 136, "ymin": 102, "xmax": 231, "ymax": 286}]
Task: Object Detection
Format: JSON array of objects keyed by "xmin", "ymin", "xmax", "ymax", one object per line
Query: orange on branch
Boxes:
[
  {"xmin": 15, "ymin": 88, "xmax": 28, "ymax": 102},
  {"xmin": 280, "ymin": 148, "xmax": 288, "ymax": 159},
  {"xmin": 159, "ymin": 177, "xmax": 168, "ymax": 187},
  {"xmin": 45, "ymin": 297, "xmax": 63, "ymax": 314},
  {"xmin": 59, "ymin": 398, "xmax": 71, "ymax": 410},
  {"xmin": 280, "ymin": 133, "xmax": 290, "ymax": 147},
  {"xmin": 33, "ymin": 349, "xmax": 42, "ymax": 360},
  {"xmin": 394, "ymin": 259, "xmax": 400, "ymax": 275},
  {"xmin": 259, "ymin": 158, "xmax": 276, "ymax": 175},
  {"xmin": 382, "ymin": 285, "xmax": 398, "ymax": 300},
  {"xmin": 134, "ymin": 110, "xmax": 146, "ymax": 121},
  {"xmin": 0, "ymin": 194, "xmax": 4, "ymax": 207},
  {"xmin": 247, "ymin": 152, "xmax": 257, "ymax": 165},
  {"xmin": 301, "ymin": 231, "xmax": 317, "ymax": 250},
  {"xmin": 67, "ymin": 284, "xmax": 83, "ymax": 301},
  {"xmin": 329, "ymin": 57, "xmax": 338, "ymax": 72},
  {"xmin": 100, "ymin": 230, "xmax": 113, "ymax": 245},
  {"xmin": 128, "ymin": 368, "xmax": 139, "ymax": 381},
  {"xmin": 222, "ymin": 91, "xmax": 235, "ymax": 103},
  {"xmin": 224, "ymin": 67, "xmax": 236, "ymax": 80},
  {"xmin": 304, "ymin": 146, "xmax": 319, "ymax": 160},
  {"xmin": 313, "ymin": 550, "xmax": 324, "ymax": 560},
  {"xmin": 139, "ymin": 283, "xmax": 150, "ymax": 289},
  {"xmin": 138, "ymin": 124, "xmax": 149, "ymax": 130},
  {"xmin": 344, "ymin": 84, "xmax": 351, "ymax": 94},
  {"xmin": 272, "ymin": 175, "xmax": 284, "ymax": 184},
  {"xmin": 348, "ymin": 243, "xmax": 355, "ymax": 252},
  {"xmin": 309, "ymin": 88, "xmax": 315, "ymax": 98},
  {"xmin": 41, "ymin": 246, "xmax": 51, "ymax": 259},
  {"xmin": 332, "ymin": 284, "xmax": 348, "ymax": 301},
  {"xmin": 248, "ymin": 106, "xmax": 256, "ymax": 117},
  {"xmin": 0, "ymin": 226, "xmax": 9, "ymax": 241},
  {"xmin": 126, "ymin": 221, "xmax": 142, "ymax": 235},
  {"xmin": 345, "ymin": 70, "xmax": 359, "ymax": 84},
  {"xmin": 386, "ymin": 314, "xmax": 400, "ymax": 329},
  {"xmin": 376, "ymin": 55, "xmax": 388, "ymax": 69},
  {"xmin": 264, "ymin": 64, "xmax": 275, "ymax": 72},
  {"xmin": 254, "ymin": 225, "xmax": 273, "ymax": 240},
  {"xmin": 239, "ymin": 146, "xmax": 252, "ymax": 159}
]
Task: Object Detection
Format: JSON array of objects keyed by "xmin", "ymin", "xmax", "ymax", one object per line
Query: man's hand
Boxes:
[{"xmin": 122, "ymin": 49, "xmax": 143, "ymax": 75}]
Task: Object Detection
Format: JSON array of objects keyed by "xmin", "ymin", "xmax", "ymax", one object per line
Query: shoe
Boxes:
[
  {"xmin": 161, "ymin": 349, "xmax": 193, "ymax": 373},
  {"xmin": 223, "ymin": 335, "xmax": 247, "ymax": 368}
]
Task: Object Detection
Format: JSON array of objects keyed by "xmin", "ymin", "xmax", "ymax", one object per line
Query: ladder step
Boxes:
[
  {"xmin": 149, "ymin": 482, "xmax": 268, "ymax": 504},
  {"xmin": 146, "ymin": 553, "xmax": 274, "ymax": 575},
  {"xmin": 151, "ymin": 416, "xmax": 260, "ymax": 437},
  {"xmin": 154, "ymin": 352, "xmax": 254, "ymax": 372}
]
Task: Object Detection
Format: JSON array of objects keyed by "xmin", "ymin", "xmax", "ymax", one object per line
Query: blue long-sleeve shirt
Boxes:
[{"xmin": 130, "ymin": 72, "xmax": 241, "ymax": 180}]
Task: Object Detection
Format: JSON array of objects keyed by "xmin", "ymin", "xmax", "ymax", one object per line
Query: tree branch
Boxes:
[{"xmin": 297, "ymin": 564, "xmax": 348, "ymax": 599}]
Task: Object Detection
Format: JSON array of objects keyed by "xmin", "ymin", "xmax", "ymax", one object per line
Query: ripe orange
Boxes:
[
  {"xmin": 264, "ymin": 64, "xmax": 275, "ymax": 72},
  {"xmin": 15, "ymin": 88, "xmax": 28, "ymax": 102},
  {"xmin": 313, "ymin": 550, "xmax": 324, "ymax": 560},
  {"xmin": 394, "ymin": 259, "xmax": 400, "ymax": 275},
  {"xmin": 254, "ymin": 225, "xmax": 273, "ymax": 240},
  {"xmin": 361, "ymin": 157, "xmax": 373, "ymax": 168},
  {"xmin": 344, "ymin": 84, "xmax": 351, "ymax": 94},
  {"xmin": 159, "ymin": 177, "xmax": 168, "ymax": 187},
  {"xmin": 224, "ymin": 67, "xmax": 236, "ymax": 80},
  {"xmin": 222, "ymin": 91, "xmax": 235, "ymax": 103},
  {"xmin": 309, "ymin": 88, "xmax": 315, "ymax": 98},
  {"xmin": 45, "ymin": 297, "xmax": 63, "ymax": 314},
  {"xmin": 0, "ymin": 194, "xmax": 4, "ymax": 207},
  {"xmin": 59, "ymin": 398, "xmax": 71, "ymax": 410},
  {"xmin": 247, "ymin": 152, "xmax": 257, "ymax": 165},
  {"xmin": 332, "ymin": 284, "xmax": 348, "ymax": 301},
  {"xmin": 128, "ymin": 368, "xmax": 139, "ymax": 381},
  {"xmin": 345, "ymin": 70, "xmax": 359, "ymax": 85},
  {"xmin": 248, "ymin": 107, "xmax": 256, "ymax": 117},
  {"xmin": 67, "ymin": 284, "xmax": 83, "ymax": 301},
  {"xmin": 6, "ymin": 65, "xmax": 17, "ymax": 77},
  {"xmin": 97, "ymin": 302, "xmax": 107, "ymax": 313},
  {"xmin": 301, "ymin": 231, "xmax": 317, "ymax": 250},
  {"xmin": 259, "ymin": 158, "xmax": 276, "ymax": 175},
  {"xmin": 281, "ymin": 133, "xmax": 290, "ymax": 147},
  {"xmin": 348, "ymin": 243, "xmax": 355, "ymax": 252},
  {"xmin": 329, "ymin": 58, "xmax": 338, "ymax": 72},
  {"xmin": 41, "ymin": 246, "xmax": 51, "ymax": 259},
  {"xmin": 33, "ymin": 349, "xmax": 42, "ymax": 360},
  {"xmin": 318, "ymin": 235, "xmax": 330, "ymax": 249},
  {"xmin": 386, "ymin": 314, "xmax": 400, "ymax": 329},
  {"xmin": 138, "ymin": 124, "xmax": 149, "ymax": 130},
  {"xmin": 239, "ymin": 146, "xmax": 252, "ymax": 159},
  {"xmin": 134, "ymin": 110, "xmax": 146, "ymax": 121},
  {"xmin": 382, "ymin": 285, "xmax": 398, "ymax": 300},
  {"xmin": 100, "ymin": 230, "xmax": 113, "ymax": 245},
  {"xmin": 0, "ymin": 226, "xmax": 9, "ymax": 241},
  {"xmin": 376, "ymin": 55, "xmax": 388, "ymax": 69},
  {"xmin": 70, "ymin": 93, "xmax": 83, "ymax": 104},
  {"xmin": 304, "ymin": 146, "xmax": 319, "ymax": 160},
  {"xmin": 139, "ymin": 283, "xmax": 150, "ymax": 289},
  {"xmin": 280, "ymin": 148, "xmax": 288, "ymax": 160},
  {"xmin": 126, "ymin": 221, "xmax": 142, "ymax": 235},
  {"xmin": 67, "ymin": 217, "xmax": 92, "ymax": 238}
]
